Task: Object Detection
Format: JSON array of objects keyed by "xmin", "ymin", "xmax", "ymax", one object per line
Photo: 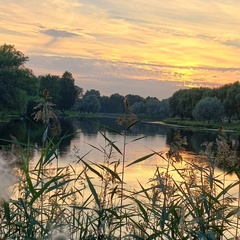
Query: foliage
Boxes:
[
  {"xmin": 0, "ymin": 110, "xmax": 240, "ymax": 239},
  {"xmin": 82, "ymin": 94, "xmax": 101, "ymax": 113},
  {"xmin": 0, "ymin": 44, "xmax": 28, "ymax": 69},
  {"xmin": 39, "ymin": 74, "xmax": 61, "ymax": 106},
  {"xmin": 58, "ymin": 71, "xmax": 82, "ymax": 112},
  {"xmin": 223, "ymin": 82, "xmax": 240, "ymax": 122},
  {"xmin": 168, "ymin": 82, "xmax": 240, "ymax": 123},
  {"xmin": 193, "ymin": 97, "xmax": 225, "ymax": 123},
  {"xmin": 0, "ymin": 44, "xmax": 39, "ymax": 115}
]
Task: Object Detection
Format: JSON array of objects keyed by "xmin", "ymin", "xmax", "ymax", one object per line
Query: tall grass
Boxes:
[{"xmin": 0, "ymin": 98, "xmax": 240, "ymax": 239}]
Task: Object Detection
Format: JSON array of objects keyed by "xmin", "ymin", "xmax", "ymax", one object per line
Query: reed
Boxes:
[{"xmin": 0, "ymin": 98, "xmax": 239, "ymax": 239}]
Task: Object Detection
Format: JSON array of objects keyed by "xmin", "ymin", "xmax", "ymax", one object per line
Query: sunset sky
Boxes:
[{"xmin": 1, "ymin": 0, "xmax": 240, "ymax": 99}]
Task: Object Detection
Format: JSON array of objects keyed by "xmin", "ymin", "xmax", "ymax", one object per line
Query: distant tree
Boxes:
[
  {"xmin": 0, "ymin": 44, "xmax": 38, "ymax": 114},
  {"xmin": 131, "ymin": 101, "xmax": 146, "ymax": 115},
  {"xmin": 83, "ymin": 89, "xmax": 100, "ymax": 99},
  {"xmin": 108, "ymin": 93, "xmax": 125, "ymax": 113},
  {"xmin": 223, "ymin": 82, "xmax": 240, "ymax": 122},
  {"xmin": 39, "ymin": 74, "xmax": 61, "ymax": 105},
  {"xmin": 169, "ymin": 88, "xmax": 210, "ymax": 119},
  {"xmin": 125, "ymin": 94, "xmax": 144, "ymax": 106},
  {"xmin": 99, "ymin": 95, "xmax": 110, "ymax": 113},
  {"xmin": 58, "ymin": 71, "xmax": 82, "ymax": 112},
  {"xmin": 158, "ymin": 99, "xmax": 170, "ymax": 120},
  {"xmin": 217, "ymin": 83, "xmax": 232, "ymax": 103},
  {"xmin": 192, "ymin": 97, "xmax": 224, "ymax": 123},
  {"xmin": 82, "ymin": 94, "xmax": 101, "ymax": 113},
  {"xmin": 169, "ymin": 89, "xmax": 188, "ymax": 118},
  {"xmin": 145, "ymin": 97, "xmax": 169, "ymax": 119}
]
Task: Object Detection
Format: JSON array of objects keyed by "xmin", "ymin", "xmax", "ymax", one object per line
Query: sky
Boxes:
[{"xmin": 1, "ymin": 0, "xmax": 240, "ymax": 100}]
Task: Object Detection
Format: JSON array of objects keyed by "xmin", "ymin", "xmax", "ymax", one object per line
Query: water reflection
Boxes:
[
  {"xmin": 1, "ymin": 117, "xmax": 240, "ymax": 166},
  {"xmin": 2, "ymin": 117, "xmax": 239, "ymax": 239}
]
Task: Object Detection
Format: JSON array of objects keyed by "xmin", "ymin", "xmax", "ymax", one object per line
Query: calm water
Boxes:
[
  {"xmin": 1, "ymin": 117, "xmax": 240, "ymax": 189},
  {"xmin": 1, "ymin": 117, "xmax": 239, "ymax": 239}
]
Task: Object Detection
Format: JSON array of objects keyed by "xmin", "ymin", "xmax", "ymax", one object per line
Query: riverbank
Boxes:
[{"xmin": 156, "ymin": 118, "xmax": 240, "ymax": 132}]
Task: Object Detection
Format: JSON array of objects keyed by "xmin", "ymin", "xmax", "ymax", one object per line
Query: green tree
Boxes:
[
  {"xmin": 223, "ymin": 82, "xmax": 240, "ymax": 122},
  {"xmin": 131, "ymin": 101, "xmax": 146, "ymax": 115},
  {"xmin": 169, "ymin": 89, "xmax": 188, "ymax": 118},
  {"xmin": 58, "ymin": 71, "xmax": 82, "ymax": 112},
  {"xmin": 83, "ymin": 89, "xmax": 101, "ymax": 99},
  {"xmin": 125, "ymin": 94, "xmax": 144, "ymax": 106},
  {"xmin": 192, "ymin": 97, "xmax": 225, "ymax": 123},
  {"xmin": 169, "ymin": 88, "xmax": 210, "ymax": 119},
  {"xmin": 145, "ymin": 97, "xmax": 162, "ymax": 119},
  {"xmin": 0, "ymin": 44, "xmax": 38, "ymax": 114},
  {"xmin": 108, "ymin": 93, "xmax": 125, "ymax": 113},
  {"xmin": 0, "ymin": 44, "xmax": 28, "ymax": 69},
  {"xmin": 99, "ymin": 95, "xmax": 110, "ymax": 113},
  {"xmin": 39, "ymin": 74, "xmax": 61, "ymax": 105},
  {"xmin": 82, "ymin": 94, "xmax": 101, "ymax": 113}
]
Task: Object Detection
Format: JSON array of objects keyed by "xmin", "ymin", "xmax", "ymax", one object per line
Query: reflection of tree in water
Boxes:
[
  {"xmin": 226, "ymin": 133, "xmax": 240, "ymax": 152},
  {"xmin": 166, "ymin": 128, "xmax": 220, "ymax": 153},
  {"xmin": 2, "ymin": 117, "xmax": 240, "ymax": 165},
  {"xmin": 0, "ymin": 119, "xmax": 43, "ymax": 146},
  {"xmin": 57, "ymin": 117, "xmax": 75, "ymax": 155}
]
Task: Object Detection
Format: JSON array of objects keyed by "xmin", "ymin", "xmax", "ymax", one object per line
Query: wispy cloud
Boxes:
[
  {"xmin": 1, "ymin": 0, "xmax": 240, "ymax": 98},
  {"xmin": 39, "ymin": 28, "xmax": 80, "ymax": 46}
]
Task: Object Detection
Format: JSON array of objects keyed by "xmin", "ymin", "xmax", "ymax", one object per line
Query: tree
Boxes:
[
  {"xmin": 125, "ymin": 94, "xmax": 144, "ymax": 106},
  {"xmin": 58, "ymin": 71, "xmax": 82, "ymax": 112},
  {"xmin": 0, "ymin": 44, "xmax": 38, "ymax": 114},
  {"xmin": 108, "ymin": 93, "xmax": 125, "ymax": 113},
  {"xmin": 223, "ymin": 82, "xmax": 240, "ymax": 122},
  {"xmin": 99, "ymin": 95, "xmax": 110, "ymax": 113},
  {"xmin": 145, "ymin": 98, "xmax": 162, "ymax": 118},
  {"xmin": 0, "ymin": 44, "xmax": 28, "ymax": 69},
  {"xmin": 39, "ymin": 74, "xmax": 61, "ymax": 105},
  {"xmin": 82, "ymin": 94, "xmax": 101, "ymax": 113},
  {"xmin": 169, "ymin": 89, "xmax": 188, "ymax": 118},
  {"xmin": 83, "ymin": 89, "xmax": 100, "ymax": 99},
  {"xmin": 192, "ymin": 97, "xmax": 225, "ymax": 123},
  {"xmin": 131, "ymin": 101, "xmax": 146, "ymax": 115},
  {"xmin": 169, "ymin": 88, "xmax": 210, "ymax": 120}
]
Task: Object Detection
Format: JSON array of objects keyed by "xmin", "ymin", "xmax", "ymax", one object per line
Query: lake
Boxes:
[
  {"xmin": 1, "ymin": 117, "xmax": 240, "ymax": 239},
  {"xmin": 1, "ymin": 116, "xmax": 239, "ymax": 190}
]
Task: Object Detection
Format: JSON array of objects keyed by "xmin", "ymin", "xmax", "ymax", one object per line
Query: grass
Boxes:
[{"xmin": 163, "ymin": 118, "xmax": 240, "ymax": 132}]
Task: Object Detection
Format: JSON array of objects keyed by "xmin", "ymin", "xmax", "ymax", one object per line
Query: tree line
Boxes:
[
  {"xmin": 1, "ymin": 43, "xmax": 240, "ymax": 122},
  {"xmin": 169, "ymin": 82, "xmax": 240, "ymax": 123},
  {"xmin": 0, "ymin": 44, "xmax": 169, "ymax": 120}
]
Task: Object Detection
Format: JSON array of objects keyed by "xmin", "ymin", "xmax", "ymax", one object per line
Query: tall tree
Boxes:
[
  {"xmin": 99, "ymin": 95, "xmax": 110, "ymax": 113},
  {"xmin": 58, "ymin": 71, "xmax": 82, "ymax": 112},
  {"xmin": 0, "ymin": 44, "xmax": 38, "ymax": 114},
  {"xmin": 223, "ymin": 82, "xmax": 240, "ymax": 122},
  {"xmin": 108, "ymin": 93, "xmax": 125, "ymax": 113},
  {"xmin": 39, "ymin": 74, "xmax": 61, "ymax": 105},
  {"xmin": 0, "ymin": 44, "xmax": 28, "ymax": 69}
]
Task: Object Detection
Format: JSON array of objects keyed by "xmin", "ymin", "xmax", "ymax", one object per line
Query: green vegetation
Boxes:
[
  {"xmin": 0, "ymin": 99, "xmax": 240, "ymax": 239},
  {"xmin": 168, "ymin": 82, "xmax": 240, "ymax": 124},
  {"xmin": 3, "ymin": 43, "xmax": 240, "ymax": 128},
  {"xmin": 0, "ymin": 44, "xmax": 39, "ymax": 116},
  {"xmin": 164, "ymin": 118, "xmax": 240, "ymax": 132},
  {"xmin": 1, "ymin": 44, "xmax": 240, "ymax": 238}
]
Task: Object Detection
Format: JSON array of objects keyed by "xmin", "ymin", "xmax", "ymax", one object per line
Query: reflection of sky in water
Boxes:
[
  {"xmin": 58, "ymin": 131, "xmax": 168, "ymax": 189},
  {"xmin": 24, "ymin": 126, "xmax": 240, "ymax": 238},
  {"xmin": 1, "ymin": 117, "xmax": 239, "ymax": 239}
]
